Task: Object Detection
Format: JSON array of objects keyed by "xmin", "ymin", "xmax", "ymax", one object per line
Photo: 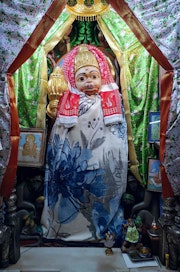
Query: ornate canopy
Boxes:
[{"xmin": 66, "ymin": 0, "xmax": 110, "ymax": 20}]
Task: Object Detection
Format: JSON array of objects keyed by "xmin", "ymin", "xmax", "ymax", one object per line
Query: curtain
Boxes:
[
  {"xmin": 0, "ymin": 0, "xmax": 67, "ymax": 198},
  {"xmin": 108, "ymin": 0, "xmax": 180, "ymax": 197},
  {"xmin": 98, "ymin": 11, "xmax": 159, "ymax": 185},
  {"xmin": 125, "ymin": 0, "xmax": 180, "ymax": 197},
  {"xmin": 13, "ymin": 10, "xmax": 74, "ymax": 129}
]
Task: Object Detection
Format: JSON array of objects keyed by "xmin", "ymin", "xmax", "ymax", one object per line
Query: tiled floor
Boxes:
[{"xmin": 2, "ymin": 247, "xmax": 171, "ymax": 272}]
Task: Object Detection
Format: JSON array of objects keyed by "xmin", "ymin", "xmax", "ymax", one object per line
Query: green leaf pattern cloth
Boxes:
[
  {"xmin": 0, "ymin": 0, "xmax": 53, "ymax": 186},
  {"xmin": 13, "ymin": 11, "xmax": 70, "ymax": 128},
  {"xmin": 101, "ymin": 11, "xmax": 159, "ymax": 184},
  {"xmin": 125, "ymin": 0, "xmax": 180, "ymax": 194}
]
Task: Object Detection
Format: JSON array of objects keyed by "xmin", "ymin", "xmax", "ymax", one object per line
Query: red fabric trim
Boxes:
[
  {"xmin": 100, "ymin": 89, "xmax": 122, "ymax": 117},
  {"xmin": 57, "ymin": 90, "xmax": 79, "ymax": 117},
  {"xmin": 160, "ymin": 71, "xmax": 174, "ymax": 197},
  {"xmin": 0, "ymin": 75, "xmax": 20, "ymax": 199}
]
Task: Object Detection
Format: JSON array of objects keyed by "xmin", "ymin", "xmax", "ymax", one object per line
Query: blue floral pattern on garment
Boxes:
[
  {"xmin": 44, "ymin": 127, "xmax": 126, "ymax": 240},
  {"xmin": 46, "ymin": 135, "xmax": 107, "ymax": 221}
]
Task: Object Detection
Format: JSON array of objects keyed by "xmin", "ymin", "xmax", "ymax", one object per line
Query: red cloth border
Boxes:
[
  {"xmin": 0, "ymin": 75, "xmax": 20, "ymax": 198},
  {"xmin": 160, "ymin": 72, "xmax": 174, "ymax": 197}
]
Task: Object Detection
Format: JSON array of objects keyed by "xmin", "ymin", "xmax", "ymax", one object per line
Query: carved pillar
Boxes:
[
  {"xmin": 4, "ymin": 188, "xmax": 21, "ymax": 264},
  {"xmin": 158, "ymin": 197, "xmax": 176, "ymax": 265},
  {"xmin": 166, "ymin": 199, "xmax": 180, "ymax": 270},
  {"xmin": 0, "ymin": 196, "xmax": 11, "ymax": 268}
]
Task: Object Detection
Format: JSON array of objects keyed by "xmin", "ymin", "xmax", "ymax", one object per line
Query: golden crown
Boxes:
[
  {"xmin": 74, "ymin": 45, "xmax": 99, "ymax": 73},
  {"xmin": 66, "ymin": 0, "xmax": 110, "ymax": 21}
]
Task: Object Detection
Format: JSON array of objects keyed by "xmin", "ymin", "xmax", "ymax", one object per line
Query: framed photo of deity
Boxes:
[
  {"xmin": 147, "ymin": 158, "xmax": 162, "ymax": 192},
  {"xmin": 18, "ymin": 128, "xmax": 46, "ymax": 167},
  {"xmin": 148, "ymin": 112, "xmax": 160, "ymax": 143}
]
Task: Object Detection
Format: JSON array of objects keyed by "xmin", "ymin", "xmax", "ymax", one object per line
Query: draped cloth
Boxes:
[
  {"xmin": 57, "ymin": 87, "xmax": 123, "ymax": 127},
  {"xmin": 41, "ymin": 93, "xmax": 128, "ymax": 242},
  {"xmin": 108, "ymin": 0, "xmax": 179, "ymax": 197},
  {"xmin": 97, "ymin": 13, "xmax": 159, "ymax": 185},
  {"xmin": 41, "ymin": 44, "xmax": 128, "ymax": 242},
  {"xmin": 0, "ymin": 0, "xmax": 67, "ymax": 198}
]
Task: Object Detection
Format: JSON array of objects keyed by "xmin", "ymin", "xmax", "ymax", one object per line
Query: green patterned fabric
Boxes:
[
  {"xmin": 70, "ymin": 21, "xmax": 100, "ymax": 47},
  {"xmin": 13, "ymin": 11, "xmax": 70, "ymax": 128},
  {"xmin": 101, "ymin": 11, "xmax": 159, "ymax": 184},
  {"xmin": 124, "ymin": 0, "xmax": 180, "ymax": 195},
  {"xmin": 14, "ymin": 49, "xmax": 43, "ymax": 128},
  {"xmin": 0, "ymin": 0, "xmax": 54, "ymax": 187}
]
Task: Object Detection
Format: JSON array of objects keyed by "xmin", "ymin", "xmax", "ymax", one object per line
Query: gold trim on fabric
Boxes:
[
  {"xmin": 44, "ymin": 14, "xmax": 76, "ymax": 55},
  {"xmin": 36, "ymin": 15, "xmax": 76, "ymax": 128},
  {"xmin": 97, "ymin": 16, "xmax": 142, "ymax": 183}
]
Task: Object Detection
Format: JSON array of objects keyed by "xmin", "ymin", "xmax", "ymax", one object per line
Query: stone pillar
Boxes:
[
  {"xmin": 4, "ymin": 188, "xmax": 21, "ymax": 264},
  {"xmin": 166, "ymin": 198, "xmax": 180, "ymax": 270},
  {"xmin": 158, "ymin": 197, "xmax": 176, "ymax": 265},
  {"xmin": 0, "ymin": 196, "xmax": 11, "ymax": 268}
]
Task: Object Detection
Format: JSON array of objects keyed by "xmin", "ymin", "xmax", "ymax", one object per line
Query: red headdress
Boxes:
[{"xmin": 57, "ymin": 44, "xmax": 123, "ymax": 127}]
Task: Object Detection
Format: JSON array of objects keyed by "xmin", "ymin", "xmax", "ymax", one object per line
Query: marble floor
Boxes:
[{"xmin": 2, "ymin": 247, "xmax": 172, "ymax": 272}]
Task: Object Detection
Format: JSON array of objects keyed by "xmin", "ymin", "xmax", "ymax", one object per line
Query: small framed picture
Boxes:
[
  {"xmin": 18, "ymin": 128, "xmax": 46, "ymax": 167},
  {"xmin": 147, "ymin": 158, "xmax": 162, "ymax": 192},
  {"xmin": 148, "ymin": 112, "xmax": 160, "ymax": 143}
]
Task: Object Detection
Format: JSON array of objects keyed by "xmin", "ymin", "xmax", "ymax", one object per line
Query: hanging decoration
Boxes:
[
  {"xmin": 84, "ymin": 0, "xmax": 94, "ymax": 7},
  {"xmin": 66, "ymin": 0, "xmax": 110, "ymax": 21},
  {"xmin": 101, "ymin": 0, "xmax": 108, "ymax": 5},
  {"xmin": 67, "ymin": 0, "xmax": 77, "ymax": 6}
]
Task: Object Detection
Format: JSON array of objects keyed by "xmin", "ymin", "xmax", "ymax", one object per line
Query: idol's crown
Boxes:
[{"xmin": 74, "ymin": 45, "xmax": 99, "ymax": 73}]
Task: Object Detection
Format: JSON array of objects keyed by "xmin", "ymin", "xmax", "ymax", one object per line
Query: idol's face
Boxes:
[{"xmin": 75, "ymin": 66, "xmax": 101, "ymax": 95}]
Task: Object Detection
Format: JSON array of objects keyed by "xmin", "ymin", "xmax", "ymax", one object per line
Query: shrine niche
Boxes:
[
  {"xmin": 0, "ymin": 0, "xmax": 179, "ymax": 270},
  {"xmin": 12, "ymin": 1, "xmax": 159, "ymax": 243}
]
